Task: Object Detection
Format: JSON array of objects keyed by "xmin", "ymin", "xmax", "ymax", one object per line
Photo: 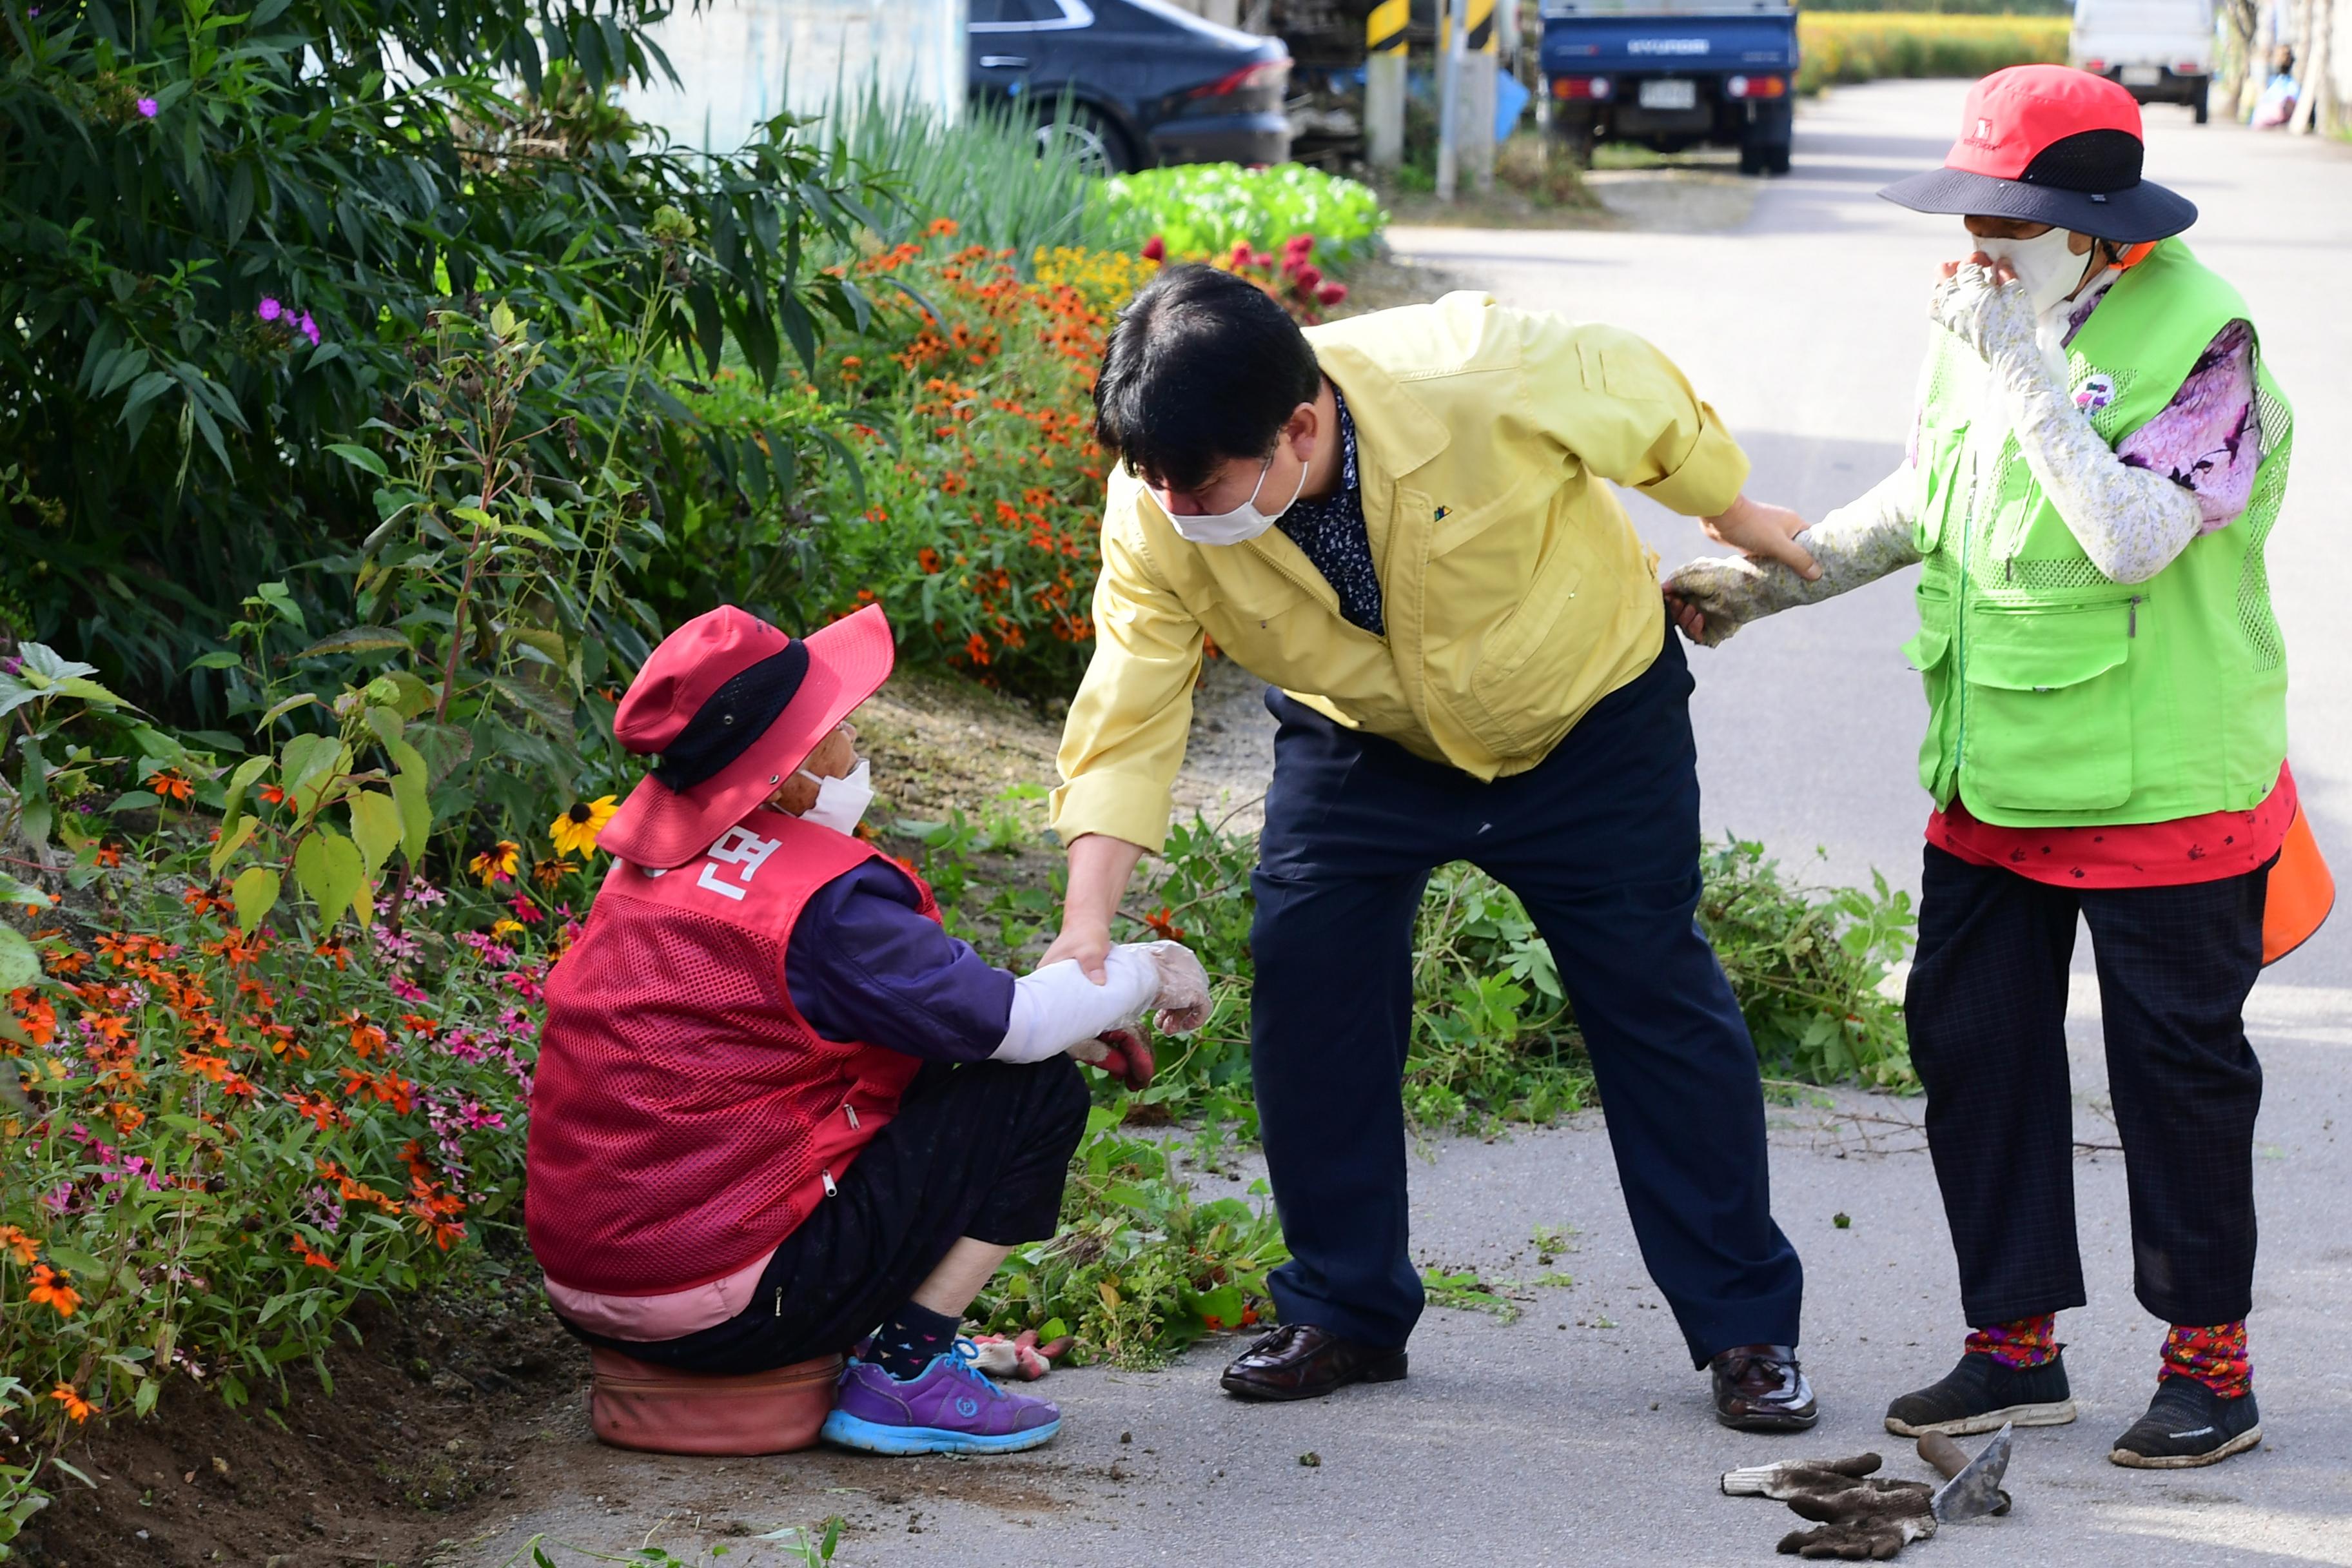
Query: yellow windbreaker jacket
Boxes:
[{"xmin": 1049, "ymin": 291, "xmax": 1750, "ymax": 852}]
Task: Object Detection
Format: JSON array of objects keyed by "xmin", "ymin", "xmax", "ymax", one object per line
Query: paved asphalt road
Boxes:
[{"xmin": 464, "ymin": 84, "xmax": 2352, "ymax": 1568}]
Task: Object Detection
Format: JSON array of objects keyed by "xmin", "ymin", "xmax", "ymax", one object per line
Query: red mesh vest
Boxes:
[{"xmin": 526, "ymin": 808, "xmax": 930, "ymax": 1295}]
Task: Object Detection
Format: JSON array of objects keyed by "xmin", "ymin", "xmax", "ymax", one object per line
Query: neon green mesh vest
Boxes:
[{"xmin": 1903, "ymin": 239, "xmax": 2292, "ymax": 828}]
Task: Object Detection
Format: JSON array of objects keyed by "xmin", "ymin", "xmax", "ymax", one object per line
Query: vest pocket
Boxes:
[{"xmin": 1961, "ymin": 603, "xmax": 2134, "ymax": 811}]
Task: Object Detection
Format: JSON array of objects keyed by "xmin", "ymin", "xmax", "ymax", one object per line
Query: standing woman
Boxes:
[{"xmin": 1668, "ymin": 67, "xmax": 2309, "ymax": 1469}]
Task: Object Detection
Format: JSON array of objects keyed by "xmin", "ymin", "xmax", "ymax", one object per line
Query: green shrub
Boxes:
[
  {"xmin": 0, "ymin": 0, "xmax": 879, "ymax": 721},
  {"xmin": 1099, "ymin": 163, "xmax": 1389, "ymax": 268},
  {"xmin": 818, "ymin": 84, "xmax": 1146, "ymax": 260}
]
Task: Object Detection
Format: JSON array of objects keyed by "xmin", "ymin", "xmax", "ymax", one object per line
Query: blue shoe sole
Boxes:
[{"xmin": 818, "ymin": 1408, "xmax": 1061, "ymax": 1456}]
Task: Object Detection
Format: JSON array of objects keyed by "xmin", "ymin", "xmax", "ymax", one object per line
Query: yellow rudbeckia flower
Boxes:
[{"xmin": 549, "ymin": 796, "xmax": 618, "ymax": 859}]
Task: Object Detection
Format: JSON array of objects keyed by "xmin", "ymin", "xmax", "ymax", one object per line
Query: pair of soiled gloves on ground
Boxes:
[
  {"xmin": 990, "ymin": 939, "xmax": 1212, "ymax": 1091},
  {"xmin": 1669, "ymin": 258, "xmax": 2215, "ymax": 642},
  {"xmin": 1723, "ymin": 1454, "xmax": 1937, "ymax": 1561}
]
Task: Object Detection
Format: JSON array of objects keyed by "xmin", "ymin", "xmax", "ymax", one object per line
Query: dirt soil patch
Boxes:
[{"xmin": 17, "ymin": 1280, "xmax": 584, "ymax": 1568}]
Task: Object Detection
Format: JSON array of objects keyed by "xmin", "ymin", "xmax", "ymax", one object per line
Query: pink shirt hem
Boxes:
[{"xmin": 544, "ymin": 1248, "xmax": 776, "ymax": 1342}]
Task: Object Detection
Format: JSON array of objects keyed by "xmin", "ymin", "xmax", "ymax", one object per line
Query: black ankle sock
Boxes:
[{"xmin": 870, "ymin": 1301, "xmax": 961, "ymax": 1380}]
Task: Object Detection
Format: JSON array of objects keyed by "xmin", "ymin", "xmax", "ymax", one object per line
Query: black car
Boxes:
[{"xmin": 970, "ymin": 0, "xmax": 1293, "ymax": 173}]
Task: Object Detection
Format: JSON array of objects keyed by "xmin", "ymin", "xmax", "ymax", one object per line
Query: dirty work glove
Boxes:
[
  {"xmin": 1068, "ymin": 1026, "xmax": 1156, "ymax": 1092},
  {"xmin": 1722, "ymin": 1454, "xmax": 1936, "ymax": 1562},
  {"xmin": 1140, "ymin": 939, "xmax": 1212, "ymax": 1034},
  {"xmin": 969, "ymin": 1328, "xmax": 1073, "ymax": 1380}
]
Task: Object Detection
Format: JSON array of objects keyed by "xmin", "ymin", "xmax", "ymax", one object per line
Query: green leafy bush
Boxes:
[
  {"xmin": 1100, "ymin": 163, "xmax": 1389, "ymax": 268},
  {"xmin": 0, "ymin": 0, "xmax": 879, "ymax": 718}
]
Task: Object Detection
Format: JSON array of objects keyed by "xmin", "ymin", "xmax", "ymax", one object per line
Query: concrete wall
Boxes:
[{"xmin": 620, "ymin": 0, "xmax": 966, "ymax": 156}]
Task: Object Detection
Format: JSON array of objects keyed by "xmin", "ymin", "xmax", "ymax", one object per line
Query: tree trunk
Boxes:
[
  {"xmin": 2219, "ymin": 0, "xmax": 2258, "ymax": 117},
  {"xmin": 2289, "ymin": 0, "xmax": 2331, "ymax": 132}
]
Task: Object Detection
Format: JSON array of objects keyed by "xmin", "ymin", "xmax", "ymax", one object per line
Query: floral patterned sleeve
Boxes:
[{"xmin": 2112, "ymin": 319, "xmax": 2260, "ymax": 533}]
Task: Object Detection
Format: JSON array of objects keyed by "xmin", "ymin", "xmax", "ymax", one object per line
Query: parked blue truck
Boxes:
[{"xmin": 1537, "ymin": 0, "xmax": 1799, "ymax": 174}]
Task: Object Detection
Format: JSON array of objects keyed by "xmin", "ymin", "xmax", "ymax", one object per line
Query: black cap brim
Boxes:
[{"xmin": 1879, "ymin": 167, "xmax": 2197, "ymax": 244}]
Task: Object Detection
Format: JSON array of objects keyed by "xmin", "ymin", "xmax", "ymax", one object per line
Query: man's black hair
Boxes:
[{"xmin": 1093, "ymin": 263, "xmax": 1322, "ymax": 495}]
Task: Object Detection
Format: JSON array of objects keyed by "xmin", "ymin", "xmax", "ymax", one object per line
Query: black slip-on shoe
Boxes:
[
  {"xmin": 2110, "ymin": 1377, "xmax": 2262, "ymax": 1469},
  {"xmin": 1710, "ymin": 1344, "xmax": 1819, "ymax": 1432},
  {"xmin": 1219, "ymin": 1323, "xmax": 1407, "ymax": 1402},
  {"xmin": 1884, "ymin": 1351, "xmax": 2076, "ymax": 1436}
]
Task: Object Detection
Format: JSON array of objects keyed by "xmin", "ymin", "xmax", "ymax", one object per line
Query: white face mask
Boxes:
[
  {"xmin": 1977, "ymin": 226, "xmax": 2096, "ymax": 317},
  {"xmin": 794, "ymin": 756, "xmax": 873, "ymax": 836},
  {"xmin": 1164, "ymin": 451, "xmax": 1308, "ymax": 546}
]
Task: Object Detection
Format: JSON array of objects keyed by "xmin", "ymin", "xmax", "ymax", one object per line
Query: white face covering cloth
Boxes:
[
  {"xmin": 1977, "ymin": 226, "xmax": 2096, "ymax": 318},
  {"xmin": 1164, "ymin": 449, "xmax": 1308, "ymax": 546},
  {"xmin": 794, "ymin": 757, "xmax": 873, "ymax": 836}
]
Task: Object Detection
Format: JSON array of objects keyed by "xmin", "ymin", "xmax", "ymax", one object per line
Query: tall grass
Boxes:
[
  {"xmin": 816, "ymin": 83, "xmax": 1146, "ymax": 260},
  {"xmin": 1798, "ymin": 12, "xmax": 2072, "ymax": 94},
  {"xmin": 1801, "ymin": 0, "xmax": 2070, "ymax": 14}
]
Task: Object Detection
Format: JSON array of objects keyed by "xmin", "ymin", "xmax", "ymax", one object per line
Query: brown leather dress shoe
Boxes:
[
  {"xmin": 1711, "ymin": 1343, "xmax": 1819, "ymax": 1431},
  {"xmin": 1220, "ymin": 1323, "xmax": 1408, "ymax": 1402}
]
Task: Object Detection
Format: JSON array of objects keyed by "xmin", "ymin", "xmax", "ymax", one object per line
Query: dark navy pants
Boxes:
[{"xmin": 1250, "ymin": 632, "xmax": 1803, "ymax": 1366}]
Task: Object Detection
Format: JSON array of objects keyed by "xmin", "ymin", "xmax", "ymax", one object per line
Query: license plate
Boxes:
[
  {"xmin": 2121, "ymin": 64, "xmax": 2162, "ymax": 86},
  {"xmin": 1639, "ymin": 78, "xmax": 1698, "ymax": 110}
]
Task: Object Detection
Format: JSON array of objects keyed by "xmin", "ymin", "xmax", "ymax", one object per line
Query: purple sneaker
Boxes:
[{"xmin": 819, "ymin": 1338, "xmax": 1062, "ymax": 1455}]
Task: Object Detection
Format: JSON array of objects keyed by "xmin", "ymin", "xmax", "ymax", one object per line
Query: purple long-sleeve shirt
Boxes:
[{"xmin": 783, "ymin": 859, "xmax": 1014, "ymax": 1061}]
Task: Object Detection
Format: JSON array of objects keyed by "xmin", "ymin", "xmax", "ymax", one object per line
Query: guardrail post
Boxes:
[
  {"xmin": 1461, "ymin": 0, "xmax": 1497, "ymax": 193},
  {"xmin": 1366, "ymin": 0, "xmax": 1409, "ymax": 170}
]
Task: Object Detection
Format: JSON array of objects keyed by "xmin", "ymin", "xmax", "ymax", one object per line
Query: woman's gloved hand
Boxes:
[
  {"xmin": 1928, "ymin": 256, "xmax": 2039, "ymax": 369},
  {"xmin": 1141, "ymin": 940, "xmax": 1213, "ymax": 1034},
  {"xmin": 1662, "ymin": 555, "xmax": 1774, "ymax": 646}
]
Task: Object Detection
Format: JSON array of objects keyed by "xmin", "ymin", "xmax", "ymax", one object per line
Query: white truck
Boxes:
[{"xmin": 2070, "ymin": 0, "xmax": 2218, "ymax": 123}]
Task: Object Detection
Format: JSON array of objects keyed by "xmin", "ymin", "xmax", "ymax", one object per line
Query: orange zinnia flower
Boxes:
[
  {"xmin": 50, "ymin": 1384, "xmax": 95, "ymax": 1422},
  {"xmin": 288, "ymin": 1236, "xmax": 340, "ymax": 1273},
  {"xmin": 28, "ymin": 1264, "xmax": 80, "ymax": 1318},
  {"xmin": 149, "ymin": 769, "xmax": 195, "ymax": 803},
  {"xmin": 0, "ymin": 1224, "xmax": 37, "ymax": 1266}
]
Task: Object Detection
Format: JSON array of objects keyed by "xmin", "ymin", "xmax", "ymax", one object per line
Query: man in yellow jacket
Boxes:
[{"xmin": 1044, "ymin": 265, "xmax": 1820, "ymax": 1428}]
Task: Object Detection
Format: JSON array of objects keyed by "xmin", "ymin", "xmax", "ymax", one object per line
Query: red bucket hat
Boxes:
[
  {"xmin": 1881, "ymin": 65, "xmax": 2197, "ymax": 244},
  {"xmin": 596, "ymin": 603, "xmax": 894, "ymax": 869}
]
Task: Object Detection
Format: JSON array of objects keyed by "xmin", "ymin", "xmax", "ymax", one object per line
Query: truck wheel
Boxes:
[
  {"xmin": 2194, "ymin": 93, "xmax": 2210, "ymax": 124},
  {"xmin": 1740, "ymin": 139, "xmax": 1791, "ymax": 177}
]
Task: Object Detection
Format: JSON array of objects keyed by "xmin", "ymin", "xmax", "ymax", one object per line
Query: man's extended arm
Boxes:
[
  {"xmin": 1044, "ymin": 499, "xmax": 1202, "ymax": 981},
  {"xmin": 1520, "ymin": 312, "xmax": 1819, "ymax": 577}
]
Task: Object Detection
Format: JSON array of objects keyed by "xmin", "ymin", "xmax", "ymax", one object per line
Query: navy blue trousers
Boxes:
[{"xmin": 1250, "ymin": 634, "xmax": 1804, "ymax": 1366}]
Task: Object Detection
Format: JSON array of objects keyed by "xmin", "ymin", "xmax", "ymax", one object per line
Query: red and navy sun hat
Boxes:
[
  {"xmin": 1881, "ymin": 66, "xmax": 2197, "ymax": 244},
  {"xmin": 597, "ymin": 603, "xmax": 894, "ymax": 868}
]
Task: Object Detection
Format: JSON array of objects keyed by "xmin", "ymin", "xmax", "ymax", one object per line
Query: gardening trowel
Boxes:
[{"xmin": 1917, "ymin": 1424, "xmax": 2014, "ymax": 1522}]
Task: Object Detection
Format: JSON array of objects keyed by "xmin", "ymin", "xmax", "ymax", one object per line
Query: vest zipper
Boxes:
[
  {"xmin": 2128, "ymin": 596, "xmax": 2141, "ymax": 636},
  {"xmin": 775, "ymin": 1288, "xmax": 783, "ymax": 1318},
  {"xmin": 844, "ymin": 1104, "xmax": 859, "ymax": 1130},
  {"xmin": 821, "ymin": 1169, "xmax": 838, "ymax": 1197}
]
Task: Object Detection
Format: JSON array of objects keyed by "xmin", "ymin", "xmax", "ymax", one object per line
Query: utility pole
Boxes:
[
  {"xmin": 1436, "ymin": 0, "xmax": 1462, "ymax": 201},
  {"xmin": 1462, "ymin": 0, "xmax": 1498, "ymax": 193},
  {"xmin": 1366, "ymin": 0, "xmax": 1409, "ymax": 170}
]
